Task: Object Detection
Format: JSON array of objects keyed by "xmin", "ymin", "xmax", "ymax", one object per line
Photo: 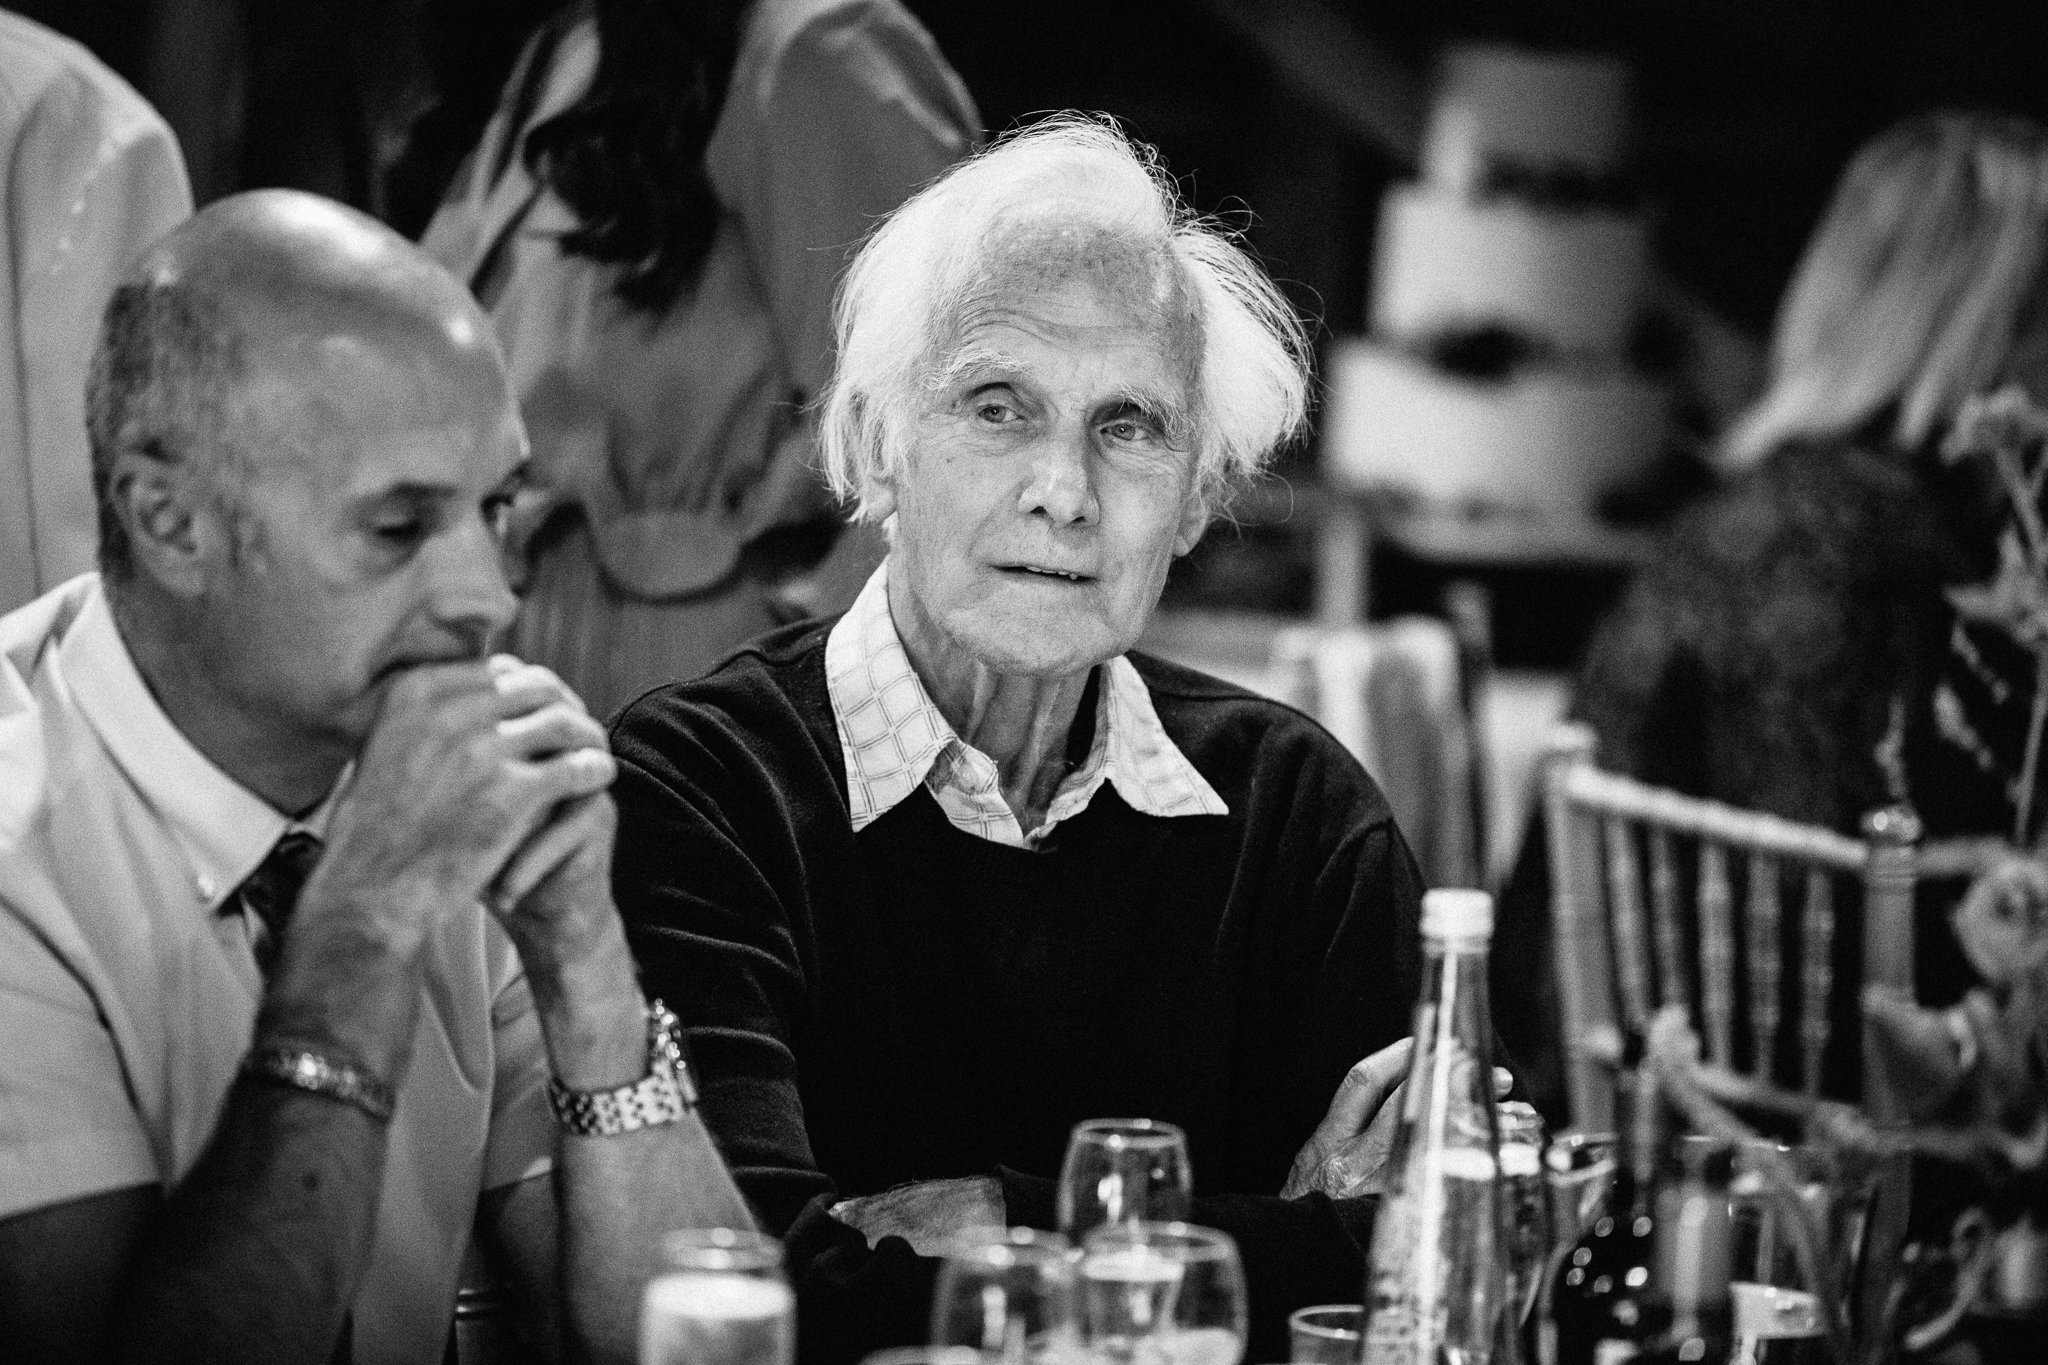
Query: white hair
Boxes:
[{"xmin": 818, "ymin": 114, "xmax": 1311, "ymax": 521}]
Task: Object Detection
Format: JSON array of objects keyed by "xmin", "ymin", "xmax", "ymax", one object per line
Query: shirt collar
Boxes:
[
  {"xmin": 825, "ymin": 565, "xmax": 1226, "ymax": 839},
  {"xmin": 61, "ymin": 579, "xmax": 309, "ymax": 912}
]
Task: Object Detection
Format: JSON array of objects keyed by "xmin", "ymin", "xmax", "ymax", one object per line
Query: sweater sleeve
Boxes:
[{"xmin": 612, "ymin": 690, "xmax": 942, "ymax": 1365}]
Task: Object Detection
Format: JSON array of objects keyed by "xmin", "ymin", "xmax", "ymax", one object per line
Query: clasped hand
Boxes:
[{"xmin": 311, "ymin": 655, "xmax": 619, "ymax": 963}]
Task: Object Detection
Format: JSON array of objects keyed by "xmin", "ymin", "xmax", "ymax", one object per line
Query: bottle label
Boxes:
[{"xmin": 1594, "ymin": 1339, "xmax": 1640, "ymax": 1365}]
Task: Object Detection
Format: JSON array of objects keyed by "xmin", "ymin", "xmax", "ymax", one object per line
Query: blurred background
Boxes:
[{"xmin": 21, "ymin": 0, "xmax": 2048, "ymax": 885}]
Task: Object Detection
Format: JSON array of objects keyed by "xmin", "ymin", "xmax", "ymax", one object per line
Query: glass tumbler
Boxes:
[
  {"xmin": 1497, "ymin": 1101, "xmax": 1551, "ymax": 1328},
  {"xmin": 1080, "ymin": 1221, "xmax": 1247, "ymax": 1365},
  {"xmin": 1057, "ymin": 1119, "xmax": 1194, "ymax": 1239},
  {"xmin": 640, "ymin": 1228, "xmax": 795, "ymax": 1365},
  {"xmin": 930, "ymin": 1227, "xmax": 1079, "ymax": 1365},
  {"xmin": 1286, "ymin": 1304, "xmax": 1363, "ymax": 1365}
]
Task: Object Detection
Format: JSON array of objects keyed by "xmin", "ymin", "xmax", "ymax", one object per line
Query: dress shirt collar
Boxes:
[
  {"xmin": 824, "ymin": 565, "xmax": 1226, "ymax": 846},
  {"xmin": 62, "ymin": 578, "xmax": 318, "ymax": 912}
]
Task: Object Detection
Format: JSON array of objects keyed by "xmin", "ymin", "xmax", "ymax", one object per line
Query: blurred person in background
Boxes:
[
  {"xmin": 0, "ymin": 191, "xmax": 749, "ymax": 1365},
  {"xmin": 0, "ymin": 5, "xmax": 191, "ymax": 615},
  {"xmin": 1492, "ymin": 112, "xmax": 2048, "ymax": 1117},
  {"xmin": 417, "ymin": 0, "xmax": 979, "ymax": 718},
  {"xmin": 610, "ymin": 117, "xmax": 1430, "ymax": 1365}
]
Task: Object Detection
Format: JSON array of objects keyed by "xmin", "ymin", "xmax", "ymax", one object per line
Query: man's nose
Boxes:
[
  {"xmin": 1018, "ymin": 427, "xmax": 1099, "ymax": 526},
  {"xmin": 424, "ymin": 515, "xmax": 519, "ymax": 650}
]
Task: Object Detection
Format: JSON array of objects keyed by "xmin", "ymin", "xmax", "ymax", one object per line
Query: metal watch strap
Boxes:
[
  {"xmin": 546, "ymin": 998, "xmax": 697, "ymax": 1136},
  {"xmin": 243, "ymin": 1046, "xmax": 397, "ymax": 1123}
]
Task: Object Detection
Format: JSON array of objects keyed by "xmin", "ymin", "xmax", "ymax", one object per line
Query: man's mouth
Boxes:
[{"xmin": 997, "ymin": 563, "xmax": 1093, "ymax": 584}]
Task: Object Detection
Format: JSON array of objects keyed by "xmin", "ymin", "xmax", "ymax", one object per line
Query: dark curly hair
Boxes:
[
  {"xmin": 392, "ymin": 0, "xmax": 751, "ymax": 316},
  {"xmin": 522, "ymin": 0, "xmax": 753, "ymax": 315}
]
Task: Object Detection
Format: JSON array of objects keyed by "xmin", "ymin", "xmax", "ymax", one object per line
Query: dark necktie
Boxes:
[{"xmin": 233, "ymin": 830, "xmax": 324, "ymax": 976}]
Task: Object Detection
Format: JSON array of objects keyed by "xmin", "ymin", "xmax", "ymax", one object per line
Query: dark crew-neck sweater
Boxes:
[{"xmin": 610, "ymin": 620, "xmax": 1426, "ymax": 1365}]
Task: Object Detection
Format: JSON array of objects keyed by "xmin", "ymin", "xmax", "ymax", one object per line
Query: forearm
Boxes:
[
  {"xmin": 529, "ymin": 928, "xmax": 757, "ymax": 1363},
  {"xmin": 107, "ymin": 899, "xmax": 430, "ymax": 1363},
  {"xmin": 557, "ymin": 1118, "xmax": 759, "ymax": 1364},
  {"xmin": 113, "ymin": 1081, "xmax": 390, "ymax": 1365}
]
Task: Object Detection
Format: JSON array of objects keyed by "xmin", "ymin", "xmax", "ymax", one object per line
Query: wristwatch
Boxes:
[{"xmin": 546, "ymin": 998, "xmax": 698, "ymax": 1136}]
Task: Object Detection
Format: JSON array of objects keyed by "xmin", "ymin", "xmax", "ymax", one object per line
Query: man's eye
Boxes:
[
  {"xmin": 482, "ymin": 494, "xmax": 516, "ymax": 537},
  {"xmin": 975, "ymin": 401, "xmax": 1020, "ymax": 425},
  {"xmin": 1104, "ymin": 419, "xmax": 1156, "ymax": 443},
  {"xmin": 371, "ymin": 519, "xmax": 424, "ymax": 545}
]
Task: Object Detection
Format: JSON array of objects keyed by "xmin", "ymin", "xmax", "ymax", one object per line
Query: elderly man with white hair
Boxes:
[{"xmin": 610, "ymin": 117, "xmax": 1426, "ymax": 1364}]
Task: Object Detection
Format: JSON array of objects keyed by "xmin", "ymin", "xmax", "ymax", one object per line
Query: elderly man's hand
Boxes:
[
  {"xmin": 1283, "ymin": 1039, "xmax": 1413, "ymax": 1199},
  {"xmin": 832, "ymin": 1177, "xmax": 1006, "ymax": 1256},
  {"xmin": 1281, "ymin": 1042, "xmax": 1515, "ymax": 1199}
]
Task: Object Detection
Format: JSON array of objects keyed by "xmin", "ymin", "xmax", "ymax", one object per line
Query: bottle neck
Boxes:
[
  {"xmin": 1652, "ymin": 1168, "xmax": 1734, "ymax": 1322},
  {"xmin": 1613, "ymin": 1070, "xmax": 1663, "ymax": 1217},
  {"xmin": 1415, "ymin": 934, "xmax": 1494, "ymax": 1040}
]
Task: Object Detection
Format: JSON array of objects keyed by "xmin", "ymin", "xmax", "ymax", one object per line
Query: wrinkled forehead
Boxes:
[{"xmin": 930, "ymin": 218, "xmax": 1203, "ymax": 380}]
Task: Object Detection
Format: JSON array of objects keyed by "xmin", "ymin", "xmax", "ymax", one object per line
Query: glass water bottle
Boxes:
[{"xmin": 1360, "ymin": 889, "xmax": 1510, "ymax": 1365}]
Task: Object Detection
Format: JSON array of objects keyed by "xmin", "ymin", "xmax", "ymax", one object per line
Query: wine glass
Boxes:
[
  {"xmin": 640, "ymin": 1228, "xmax": 794, "ymax": 1365},
  {"xmin": 1080, "ymin": 1222, "xmax": 1247, "ymax": 1365},
  {"xmin": 930, "ymin": 1227, "xmax": 1079, "ymax": 1364},
  {"xmin": 1058, "ymin": 1119, "xmax": 1194, "ymax": 1239}
]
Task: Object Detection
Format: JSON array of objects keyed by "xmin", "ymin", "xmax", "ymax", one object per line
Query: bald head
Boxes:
[{"xmin": 87, "ymin": 189, "xmax": 509, "ymax": 580}]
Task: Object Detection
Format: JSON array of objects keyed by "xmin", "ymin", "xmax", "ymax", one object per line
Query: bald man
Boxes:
[{"xmin": 0, "ymin": 191, "xmax": 752, "ymax": 1365}]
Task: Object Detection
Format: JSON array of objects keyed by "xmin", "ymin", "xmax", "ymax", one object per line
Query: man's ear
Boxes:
[
  {"xmin": 110, "ymin": 446, "xmax": 218, "ymax": 596},
  {"xmin": 1172, "ymin": 484, "xmax": 1212, "ymax": 557},
  {"xmin": 860, "ymin": 470, "xmax": 899, "ymax": 523}
]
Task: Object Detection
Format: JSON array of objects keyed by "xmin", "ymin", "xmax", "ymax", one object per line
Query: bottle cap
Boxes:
[{"xmin": 1421, "ymin": 888, "xmax": 1493, "ymax": 941}]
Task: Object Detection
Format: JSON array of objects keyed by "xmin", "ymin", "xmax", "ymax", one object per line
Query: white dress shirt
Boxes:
[
  {"xmin": 0, "ymin": 575, "xmax": 555, "ymax": 1364},
  {"xmin": 825, "ymin": 565, "xmax": 1228, "ymax": 848}
]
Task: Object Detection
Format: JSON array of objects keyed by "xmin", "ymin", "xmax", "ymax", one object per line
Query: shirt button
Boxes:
[{"xmin": 196, "ymin": 874, "xmax": 218, "ymax": 900}]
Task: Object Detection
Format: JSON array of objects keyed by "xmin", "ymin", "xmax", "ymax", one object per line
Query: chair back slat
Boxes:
[
  {"xmin": 1603, "ymin": 818, "xmax": 1655, "ymax": 1034},
  {"xmin": 1799, "ymin": 868, "xmax": 1834, "ymax": 1096},
  {"xmin": 1648, "ymin": 829, "xmax": 1690, "ymax": 1013},
  {"xmin": 1540, "ymin": 724, "xmax": 1953, "ymax": 1127},
  {"xmin": 1697, "ymin": 841, "xmax": 1737, "ymax": 1066},
  {"xmin": 1543, "ymin": 727, "xmax": 1619, "ymax": 1128},
  {"xmin": 1746, "ymin": 854, "xmax": 1783, "ymax": 1078}
]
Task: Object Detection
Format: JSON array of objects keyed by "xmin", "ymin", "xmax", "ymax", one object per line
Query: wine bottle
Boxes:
[
  {"xmin": 1551, "ymin": 1078, "xmax": 1733, "ymax": 1365},
  {"xmin": 1360, "ymin": 889, "xmax": 1511, "ymax": 1365},
  {"xmin": 1549, "ymin": 1068, "xmax": 1660, "ymax": 1365},
  {"xmin": 1634, "ymin": 1137, "xmax": 1733, "ymax": 1365}
]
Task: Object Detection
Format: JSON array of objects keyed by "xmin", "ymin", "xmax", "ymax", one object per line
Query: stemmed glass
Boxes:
[
  {"xmin": 1058, "ymin": 1119, "xmax": 1194, "ymax": 1239},
  {"xmin": 930, "ymin": 1227, "xmax": 1079, "ymax": 1365},
  {"xmin": 1079, "ymin": 1222, "xmax": 1247, "ymax": 1365}
]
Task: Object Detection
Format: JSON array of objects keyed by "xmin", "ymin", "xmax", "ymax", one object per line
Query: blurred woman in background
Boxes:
[
  {"xmin": 417, "ymin": 0, "xmax": 978, "ymax": 715},
  {"xmin": 1494, "ymin": 113, "xmax": 2048, "ymax": 1114}
]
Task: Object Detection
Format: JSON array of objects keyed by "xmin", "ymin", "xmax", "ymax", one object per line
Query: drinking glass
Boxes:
[
  {"xmin": 1531, "ymin": 1131, "xmax": 1615, "ymax": 1364},
  {"xmin": 1286, "ymin": 1304, "xmax": 1363, "ymax": 1365},
  {"xmin": 930, "ymin": 1227, "xmax": 1079, "ymax": 1365},
  {"xmin": 1542, "ymin": 1131, "xmax": 1617, "ymax": 1262},
  {"xmin": 1729, "ymin": 1140, "xmax": 1858, "ymax": 1365},
  {"xmin": 1080, "ymin": 1222, "xmax": 1247, "ymax": 1365},
  {"xmin": 1497, "ymin": 1102, "xmax": 1551, "ymax": 1328},
  {"xmin": 1058, "ymin": 1119, "xmax": 1194, "ymax": 1239},
  {"xmin": 640, "ymin": 1228, "xmax": 795, "ymax": 1365}
]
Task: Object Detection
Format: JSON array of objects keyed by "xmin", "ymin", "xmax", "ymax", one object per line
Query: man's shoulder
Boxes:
[
  {"xmin": 1125, "ymin": 650, "xmax": 1396, "ymax": 827},
  {"xmin": 0, "ymin": 11, "xmax": 168, "ymax": 141},
  {"xmin": 611, "ymin": 619, "xmax": 837, "ymax": 767},
  {"xmin": 0, "ymin": 578, "xmax": 102, "ymax": 851}
]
